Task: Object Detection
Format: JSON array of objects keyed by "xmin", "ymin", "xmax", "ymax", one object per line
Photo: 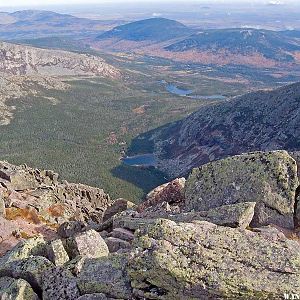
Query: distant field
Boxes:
[{"xmin": 0, "ymin": 53, "xmax": 279, "ymax": 201}]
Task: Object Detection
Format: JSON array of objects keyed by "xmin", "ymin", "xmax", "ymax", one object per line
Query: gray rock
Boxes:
[
  {"xmin": 201, "ymin": 201, "xmax": 256, "ymax": 229},
  {"xmin": 77, "ymin": 254, "xmax": 132, "ymax": 299},
  {"xmin": 0, "ymin": 256, "xmax": 54, "ymax": 292},
  {"xmin": 138, "ymin": 178, "xmax": 186, "ymax": 212},
  {"xmin": 110, "ymin": 228, "xmax": 134, "ymax": 241},
  {"xmin": 129, "ymin": 219, "xmax": 300, "ymax": 299},
  {"xmin": 103, "ymin": 199, "xmax": 136, "ymax": 222},
  {"xmin": 47, "ymin": 239, "xmax": 70, "ymax": 266},
  {"xmin": 65, "ymin": 255, "xmax": 86, "ymax": 276},
  {"xmin": 65, "ymin": 229, "xmax": 109, "ymax": 259},
  {"xmin": 185, "ymin": 151, "xmax": 299, "ymax": 228},
  {"xmin": 0, "ymin": 236, "xmax": 46, "ymax": 266},
  {"xmin": 113, "ymin": 216, "xmax": 156, "ymax": 231},
  {"xmin": 57, "ymin": 221, "xmax": 85, "ymax": 238},
  {"xmin": 76, "ymin": 294, "xmax": 108, "ymax": 300},
  {"xmin": 0, "ymin": 276, "xmax": 39, "ymax": 300},
  {"xmin": 290, "ymin": 151, "xmax": 300, "ymax": 179},
  {"xmin": 104, "ymin": 237, "xmax": 131, "ymax": 253},
  {"xmin": 295, "ymin": 191, "xmax": 300, "ymax": 228},
  {"xmin": 42, "ymin": 266, "xmax": 80, "ymax": 300},
  {"xmin": 0, "ymin": 192, "xmax": 5, "ymax": 217},
  {"xmin": 112, "ymin": 202, "xmax": 256, "ymax": 231}
]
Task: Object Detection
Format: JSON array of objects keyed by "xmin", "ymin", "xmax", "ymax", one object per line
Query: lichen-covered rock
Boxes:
[
  {"xmin": 95, "ymin": 209, "xmax": 139, "ymax": 233},
  {"xmin": 105, "ymin": 237, "xmax": 131, "ymax": 253},
  {"xmin": 113, "ymin": 216, "xmax": 157, "ymax": 231},
  {"xmin": 0, "ymin": 161, "xmax": 40, "ymax": 190},
  {"xmin": 138, "ymin": 178, "xmax": 186, "ymax": 212},
  {"xmin": 103, "ymin": 199, "xmax": 136, "ymax": 222},
  {"xmin": 295, "ymin": 192, "xmax": 300, "ymax": 228},
  {"xmin": 0, "ymin": 276, "xmax": 39, "ymax": 300},
  {"xmin": 129, "ymin": 219, "xmax": 300, "ymax": 299},
  {"xmin": 112, "ymin": 202, "xmax": 256, "ymax": 232},
  {"xmin": 185, "ymin": 151, "xmax": 299, "ymax": 228},
  {"xmin": 0, "ymin": 256, "xmax": 54, "ymax": 292},
  {"xmin": 202, "ymin": 201, "xmax": 256, "ymax": 229},
  {"xmin": 77, "ymin": 294, "xmax": 110, "ymax": 300},
  {"xmin": 290, "ymin": 151, "xmax": 300, "ymax": 179},
  {"xmin": 0, "ymin": 192, "xmax": 5, "ymax": 217},
  {"xmin": 137, "ymin": 201, "xmax": 181, "ymax": 219},
  {"xmin": 42, "ymin": 266, "xmax": 80, "ymax": 300},
  {"xmin": 167, "ymin": 202, "xmax": 256, "ymax": 229},
  {"xmin": 65, "ymin": 229, "xmax": 109, "ymax": 259},
  {"xmin": 77, "ymin": 254, "xmax": 132, "ymax": 299},
  {"xmin": 0, "ymin": 236, "xmax": 46, "ymax": 266},
  {"xmin": 65, "ymin": 255, "xmax": 86, "ymax": 276},
  {"xmin": 110, "ymin": 228, "xmax": 134, "ymax": 242},
  {"xmin": 47, "ymin": 239, "xmax": 69, "ymax": 266},
  {"xmin": 57, "ymin": 221, "xmax": 85, "ymax": 238},
  {"xmin": 0, "ymin": 160, "xmax": 113, "ymax": 254}
]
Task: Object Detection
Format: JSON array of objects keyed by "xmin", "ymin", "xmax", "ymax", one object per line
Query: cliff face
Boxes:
[
  {"xmin": 0, "ymin": 41, "xmax": 121, "ymax": 125},
  {"xmin": 0, "ymin": 41, "xmax": 121, "ymax": 78},
  {"xmin": 147, "ymin": 82, "xmax": 300, "ymax": 178}
]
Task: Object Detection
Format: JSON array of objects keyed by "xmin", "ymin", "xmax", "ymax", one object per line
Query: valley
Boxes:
[
  {"xmin": 1, "ymin": 10, "xmax": 300, "ymax": 202},
  {"xmin": 0, "ymin": 43, "xmax": 263, "ymax": 201}
]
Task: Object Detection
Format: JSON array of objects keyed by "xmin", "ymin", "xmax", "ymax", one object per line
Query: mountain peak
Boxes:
[{"xmin": 97, "ymin": 17, "xmax": 193, "ymax": 42}]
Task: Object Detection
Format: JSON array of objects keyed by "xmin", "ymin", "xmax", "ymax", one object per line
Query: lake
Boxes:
[
  {"xmin": 165, "ymin": 83, "xmax": 226, "ymax": 100},
  {"xmin": 166, "ymin": 83, "xmax": 193, "ymax": 96},
  {"xmin": 122, "ymin": 154, "xmax": 156, "ymax": 167}
]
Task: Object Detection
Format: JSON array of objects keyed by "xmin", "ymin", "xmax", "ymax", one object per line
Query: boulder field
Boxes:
[{"xmin": 0, "ymin": 150, "xmax": 300, "ymax": 299}]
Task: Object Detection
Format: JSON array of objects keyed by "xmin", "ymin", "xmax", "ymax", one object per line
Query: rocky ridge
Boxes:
[
  {"xmin": 0, "ymin": 41, "xmax": 121, "ymax": 125},
  {"xmin": 144, "ymin": 82, "xmax": 300, "ymax": 178},
  {"xmin": 0, "ymin": 150, "xmax": 300, "ymax": 299},
  {"xmin": 0, "ymin": 41, "xmax": 121, "ymax": 78},
  {"xmin": 0, "ymin": 160, "xmax": 112, "ymax": 256}
]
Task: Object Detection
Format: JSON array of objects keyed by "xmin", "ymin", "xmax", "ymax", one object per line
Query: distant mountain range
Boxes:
[
  {"xmin": 2, "ymin": 11, "xmax": 300, "ymax": 69},
  {"xmin": 165, "ymin": 28, "xmax": 300, "ymax": 62},
  {"xmin": 0, "ymin": 10, "xmax": 121, "ymax": 40},
  {"xmin": 136, "ymin": 82, "xmax": 300, "ymax": 178},
  {"xmin": 93, "ymin": 18, "xmax": 300, "ymax": 68}
]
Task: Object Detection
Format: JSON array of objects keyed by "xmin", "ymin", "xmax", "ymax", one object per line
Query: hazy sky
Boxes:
[{"xmin": 0, "ymin": 0, "xmax": 297, "ymax": 7}]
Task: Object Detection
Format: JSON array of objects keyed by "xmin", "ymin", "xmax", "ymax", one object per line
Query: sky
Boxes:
[{"xmin": 0, "ymin": 0, "xmax": 297, "ymax": 7}]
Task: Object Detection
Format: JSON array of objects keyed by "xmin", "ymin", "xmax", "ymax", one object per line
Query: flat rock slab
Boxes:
[
  {"xmin": 129, "ymin": 219, "xmax": 300, "ymax": 299},
  {"xmin": 113, "ymin": 202, "xmax": 256, "ymax": 231},
  {"xmin": 65, "ymin": 229, "xmax": 109, "ymax": 259},
  {"xmin": 42, "ymin": 266, "xmax": 80, "ymax": 300},
  {"xmin": 77, "ymin": 254, "xmax": 132, "ymax": 299},
  {"xmin": 185, "ymin": 151, "xmax": 299, "ymax": 228}
]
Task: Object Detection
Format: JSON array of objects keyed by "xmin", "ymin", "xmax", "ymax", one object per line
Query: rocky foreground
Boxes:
[{"xmin": 0, "ymin": 150, "xmax": 300, "ymax": 299}]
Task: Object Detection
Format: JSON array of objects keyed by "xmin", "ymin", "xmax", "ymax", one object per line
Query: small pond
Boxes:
[
  {"xmin": 122, "ymin": 154, "xmax": 156, "ymax": 167},
  {"xmin": 164, "ymin": 82, "xmax": 226, "ymax": 100}
]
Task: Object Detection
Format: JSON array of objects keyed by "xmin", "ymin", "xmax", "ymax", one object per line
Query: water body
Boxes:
[
  {"xmin": 122, "ymin": 154, "xmax": 156, "ymax": 167},
  {"xmin": 166, "ymin": 83, "xmax": 193, "ymax": 96},
  {"xmin": 165, "ymin": 82, "xmax": 226, "ymax": 100}
]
